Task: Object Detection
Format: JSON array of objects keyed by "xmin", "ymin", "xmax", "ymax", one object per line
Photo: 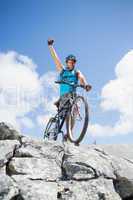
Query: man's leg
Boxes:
[{"xmin": 64, "ymin": 93, "xmax": 75, "ymax": 141}]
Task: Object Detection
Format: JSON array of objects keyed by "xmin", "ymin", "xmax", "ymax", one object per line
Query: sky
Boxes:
[{"xmin": 0, "ymin": 0, "xmax": 133, "ymax": 144}]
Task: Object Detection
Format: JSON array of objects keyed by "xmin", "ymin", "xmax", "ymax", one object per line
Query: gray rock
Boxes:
[
  {"xmin": 0, "ymin": 126, "xmax": 133, "ymax": 200},
  {"xmin": 57, "ymin": 177, "xmax": 121, "ymax": 200},
  {"xmin": 0, "ymin": 122, "xmax": 20, "ymax": 140},
  {"xmin": 10, "ymin": 137, "xmax": 64, "ymax": 181},
  {"xmin": 0, "ymin": 166, "xmax": 6, "ymax": 175},
  {"xmin": 11, "ymin": 175, "xmax": 58, "ymax": 200},
  {"xmin": 0, "ymin": 174, "xmax": 18, "ymax": 200},
  {"xmin": 63, "ymin": 144, "xmax": 116, "ymax": 180},
  {"xmin": 88, "ymin": 144, "xmax": 133, "ymax": 198},
  {"xmin": 8, "ymin": 157, "xmax": 61, "ymax": 181},
  {"xmin": 89, "ymin": 144, "xmax": 133, "ymax": 162},
  {"xmin": 111, "ymin": 156, "xmax": 133, "ymax": 199},
  {"xmin": 0, "ymin": 140, "xmax": 20, "ymax": 167},
  {"xmin": 15, "ymin": 136, "xmax": 64, "ymax": 162}
]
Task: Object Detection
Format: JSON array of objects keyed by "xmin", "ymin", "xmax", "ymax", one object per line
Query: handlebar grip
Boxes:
[
  {"xmin": 80, "ymin": 84, "xmax": 85, "ymax": 89},
  {"xmin": 55, "ymin": 80, "xmax": 69, "ymax": 84},
  {"xmin": 55, "ymin": 81, "xmax": 61, "ymax": 84}
]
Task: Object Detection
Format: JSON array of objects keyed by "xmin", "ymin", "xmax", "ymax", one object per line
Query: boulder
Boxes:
[
  {"xmin": 57, "ymin": 177, "xmax": 121, "ymax": 200},
  {"xmin": 0, "ymin": 174, "xmax": 18, "ymax": 200},
  {"xmin": 0, "ymin": 140, "xmax": 20, "ymax": 168},
  {"xmin": 0, "ymin": 124, "xmax": 133, "ymax": 199},
  {"xmin": 0, "ymin": 122, "xmax": 20, "ymax": 140}
]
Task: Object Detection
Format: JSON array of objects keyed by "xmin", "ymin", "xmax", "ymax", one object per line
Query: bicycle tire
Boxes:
[
  {"xmin": 66, "ymin": 96, "xmax": 89, "ymax": 144},
  {"xmin": 43, "ymin": 117, "xmax": 58, "ymax": 141}
]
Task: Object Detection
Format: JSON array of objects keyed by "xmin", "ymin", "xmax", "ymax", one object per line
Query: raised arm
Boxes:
[
  {"xmin": 48, "ymin": 39, "xmax": 63, "ymax": 72},
  {"xmin": 77, "ymin": 70, "xmax": 92, "ymax": 92}
]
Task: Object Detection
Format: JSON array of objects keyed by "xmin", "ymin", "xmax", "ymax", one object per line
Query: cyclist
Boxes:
[{"xmin": 48, "ymin": 39, "xmax": 92, "ymax": 140}]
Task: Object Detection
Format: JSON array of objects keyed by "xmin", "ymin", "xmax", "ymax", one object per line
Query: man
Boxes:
[{"xmin": 48, "ymin": 39, "xmax": 92, "ymax": 140}]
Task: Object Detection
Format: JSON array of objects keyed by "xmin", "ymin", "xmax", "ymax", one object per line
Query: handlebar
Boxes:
[{"xmin": 55, "ymin": 80, "xmax": 85, "ymax": 89}]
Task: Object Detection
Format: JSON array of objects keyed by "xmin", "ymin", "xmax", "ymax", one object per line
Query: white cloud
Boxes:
[
  {"xmin": 0, "ymin": 50, "xmax": 59, "ymax": 132},
  {"xmin": 89, "ymin": 50, "xmax": 133, "ymax": 136},
  {"xmin": 0, "ymin": 51, "xmax": 41, "ymax": 130},
  {"xmin": 18, "ymin": 117, "xmax": 35, "ymax": 129}
]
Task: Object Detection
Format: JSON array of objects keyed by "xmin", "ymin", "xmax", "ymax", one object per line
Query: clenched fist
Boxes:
[{"xmin": 47, "ymin": 39, "xmax": 54, "ymax": 46}]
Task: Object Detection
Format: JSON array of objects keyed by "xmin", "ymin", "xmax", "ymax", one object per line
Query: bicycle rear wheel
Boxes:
[
  {"xmin": 44, "ymin": 117, "xmax": 58, "ymax": 141},
  {"xmin": 66, "ymin": 96, "xmax": 89, "ymax": 144}
]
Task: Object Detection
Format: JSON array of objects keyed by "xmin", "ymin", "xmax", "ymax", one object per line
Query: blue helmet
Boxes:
[{"xmin": 66, "ymin": 54, "xmax": 77, "ymax": 63}]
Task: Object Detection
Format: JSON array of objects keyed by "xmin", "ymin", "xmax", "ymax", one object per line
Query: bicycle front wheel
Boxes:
[{"xmin": 66, "ymin": 96, "xmax": 89, "ymax": 144}]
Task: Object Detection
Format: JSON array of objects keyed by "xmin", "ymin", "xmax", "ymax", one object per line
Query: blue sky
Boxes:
[{"xmin": 0, "ymin": 0, "xmax": 133, "ymax": 144}]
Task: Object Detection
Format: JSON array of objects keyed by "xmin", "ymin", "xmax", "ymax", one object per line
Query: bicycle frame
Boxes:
[{"xmin": 52, "ymin": 93, "xmax": 76, "ymax": 138}]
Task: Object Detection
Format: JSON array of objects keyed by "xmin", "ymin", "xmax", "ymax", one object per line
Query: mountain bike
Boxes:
[{"xmin": 43, "ymin": 80, "xmax": 89, "ymax": 145}]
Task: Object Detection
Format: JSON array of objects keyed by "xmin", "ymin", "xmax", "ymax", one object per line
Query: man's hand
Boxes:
[
  {"xmin": 47, "ymin": 39, "xmax": 63, "ymax": 72},
  {"xmin": 85, "ymin": 84, "xmax": 92, "ymax": 92},
  {"xmin": 48, "ymin": 39, "xmax": 54, "ymax": 46}
]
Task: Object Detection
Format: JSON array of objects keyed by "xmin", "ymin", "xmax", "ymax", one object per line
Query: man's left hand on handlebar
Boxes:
[{"xmin": 85, "ymin": 84, "xmax": 92, "ymax": 92}]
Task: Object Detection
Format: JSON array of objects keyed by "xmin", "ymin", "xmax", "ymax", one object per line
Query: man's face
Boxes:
[{"xmin": 66, "ymin": 60, "xmax": 76, "ymax": 70}]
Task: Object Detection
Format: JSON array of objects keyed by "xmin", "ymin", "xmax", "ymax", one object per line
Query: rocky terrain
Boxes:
[{"xmin": 0, "ymin": 122, "xmax": 133, "ymax": 200}]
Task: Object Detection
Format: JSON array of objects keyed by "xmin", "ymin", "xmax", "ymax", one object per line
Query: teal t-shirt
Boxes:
[{"xmin": 59, "ymin": 67, "xmax": 78, "ymax": 96}]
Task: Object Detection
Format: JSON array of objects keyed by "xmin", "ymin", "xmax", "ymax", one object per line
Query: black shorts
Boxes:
[{"xmin": 59, "ymin": 92, "xmax": 76, "ymax": 108}]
